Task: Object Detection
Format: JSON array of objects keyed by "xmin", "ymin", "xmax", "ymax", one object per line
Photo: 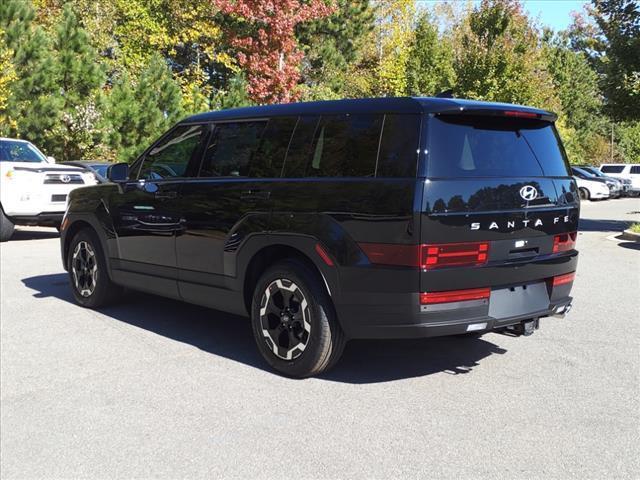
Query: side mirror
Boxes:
[
  {"xmin": 46, "ymin": 156, "xmax": 55, "ymax": 163},
  {"xmin": 107, "ymin": 163, "xmax": 129, "ymax": 182}
]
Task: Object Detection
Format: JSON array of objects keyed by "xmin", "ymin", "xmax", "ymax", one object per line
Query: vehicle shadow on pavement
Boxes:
[
  {"xmin": 22, "ymin": 273, "xmax": 508, "ymax": 384},
  {"xmin": 578, "ymin": 218, "xmax": 634, "ymax": 232},
  {"xmin": 9, "ymin": 229, "xmax": 59, "ymax": 241}
]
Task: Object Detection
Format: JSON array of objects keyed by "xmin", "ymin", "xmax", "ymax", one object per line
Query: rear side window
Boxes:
[
  {"xmin": 282, "ymin": 114, "xmax": 383, "ymax": 178},
  {"xmin": 377, "ymin": 114, "xmax": 420, "ymax": 177},
  {"xmin": 249, "ymin": 117, "xmax": 297, "ymax": 178},
  {"xmin": 630, "ymin": 166, "xmax": 640, "ymax": 174},
  {"xmin": 200, "ymin": 121, "xmax": 267, "ymax": 177},
  {"xmin": 428, "ymin": 116, "xmax": 570, "ymax": 178},
  {"xmin": 139, "ymin": 125, "xmax": 205, "ymax": 180},
  {"xmin": 601, "ymin": 165, "xmax": 625, "ymax": 173}
]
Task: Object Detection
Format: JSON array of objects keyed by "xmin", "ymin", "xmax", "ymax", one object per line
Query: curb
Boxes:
[{"xmin": 620, "ymin": 229, "xmax": 640, "ymax": 242}]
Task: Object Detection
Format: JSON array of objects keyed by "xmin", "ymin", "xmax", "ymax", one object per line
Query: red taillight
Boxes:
[
  {"xmin": 358, "ymin": 243, "xmax": 419, "ymax": 267},
  {"xmin": 421, "ymin": 242, "xmax": 489, "ymax": 270},
  {"xmin": 503, "ymin": 110, "xmax": 540, "ymax": 119},
  {"xmin": 553, "ymin": 232, "xmax": 577, "ymax": 253},
  {"xmin": 553, "ymin": 272, "xmax": 575, "ymax": 286},
  {"xmin": 420, "ymin": 287, "xmax": 491, "ymax": 305}
]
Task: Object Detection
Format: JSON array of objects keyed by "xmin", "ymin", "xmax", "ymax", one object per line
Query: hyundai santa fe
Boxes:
[{"xmin": 60, "ymin": 97, "xmax": 579, "ymax": 377}]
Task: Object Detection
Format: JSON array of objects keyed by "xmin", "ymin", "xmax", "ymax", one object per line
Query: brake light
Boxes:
[
  {"xmin": 420, "ymin": 287, "xmax": 491, "ymax": 305},
  {"xmin": 553, "ymin": 272, "xmax": 575, "ymax": 286},
  {"xmin": 503, "ymin": 110, "xmax": 540, "ymax": 119},
  {"xmin": 553, "ymin": 232, "xmax": 577, "ymax": 253},
  {"xmin": 421, "ymin": 242, "xmax": 489, "ymax": 270}
]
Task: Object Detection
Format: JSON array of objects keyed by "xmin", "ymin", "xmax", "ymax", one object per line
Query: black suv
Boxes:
[{"xmin": 60, "ymin": 97, "xmax": 579, "ymax": 377}]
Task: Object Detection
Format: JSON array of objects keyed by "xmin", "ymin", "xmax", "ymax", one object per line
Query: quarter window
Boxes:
[
  {"xmin": 377, "ymin": 114, "xmax": 420, "ymax": 177},
  {"xmin": 200, "ymin": 121, "xmax": 267, "ymax": 177},
  {"xmin": 138, "ymin": 125, "xmax": 205, "ymax": 180},
  {"xmin": 630, "ymin": 166, "xmax": 640, "ymax": 174}
]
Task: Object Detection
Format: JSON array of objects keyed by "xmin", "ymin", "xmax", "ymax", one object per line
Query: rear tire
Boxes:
[
  {"xmin": 0, "ymin": 208, "xmax": 15, "ymax": 242},
  {"xmin": 250, "ymin": 259, "xmax": 346, "ymax": 378},
  {"xmin": 579, "ymin": 187, "xmax": 590, "ymax": 200},
  {"xmin": 67, "ymin": 228, "xmax": 122, "ymax": 308}
]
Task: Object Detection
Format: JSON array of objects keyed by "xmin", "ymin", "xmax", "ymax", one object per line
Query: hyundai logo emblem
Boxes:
[{"xmin": 519, "ymin": 185, "xmax": 538, "ymax": 201}]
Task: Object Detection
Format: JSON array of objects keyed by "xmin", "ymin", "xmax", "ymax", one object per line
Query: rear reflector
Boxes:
[
  {"xmin": 553, "ymin": 232, "xmax": 577, "ymax": 253},
  {"xmin": 503, "ymin": 110, "xmax": 540, "ymax": 119},
  {"xmin": 421, "ymin": 242, "xmax": 489, "ymax": 270},
  {"xmin": 553, "ymin": 272, "xmax": 575, "ymax": 286},
  {"xmin": 315, "ymin": 243, "xmax": 334, "ymax": 267},
  {"xmin": 358, "ymin": 243, "xmax": 419, "ymax": 267},
  {"xmin": 420, "ymin": 287, "xmax": 490, "ymax": 305}
]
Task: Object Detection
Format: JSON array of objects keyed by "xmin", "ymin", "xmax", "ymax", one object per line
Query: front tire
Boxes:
[
  {"xmin": 0, "ymin": 208, "xmax": 15, "ymax": 242},
  {"xmin": 67, "ymin": 229, "xmax": 122, "ymax": 308},
  {"xmin": 251, "ymin": 260, "xmax": 346, "ymax": 378},
  {"xmin": 579, "ymin": 187, "xmax": 590, "ymax": 200}
]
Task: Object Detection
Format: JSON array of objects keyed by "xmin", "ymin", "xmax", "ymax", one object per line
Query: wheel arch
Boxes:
[{"xmin": 62, "ymin": 216, "xmax": 112, "ymax": 278}]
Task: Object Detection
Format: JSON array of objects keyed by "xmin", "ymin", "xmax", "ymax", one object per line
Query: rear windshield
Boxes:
[
  {"xmin": 600, "ymin": 165, "xmax": 625, "ymax": 174},
  {"xmin": 427, "ymin": 115, "xmax": 570, "ymax": 177}
]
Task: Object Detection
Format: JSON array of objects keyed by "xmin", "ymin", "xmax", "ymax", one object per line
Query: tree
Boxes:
[
  {"xmin": 452, "ymin": 0, "xmax": 560, "ymax": 112},
  {"xmin": 212, "ymin": 0, "xmax": 335, "ymax": 104},
  {"xmin": 296, "ymin": 0, "xmax": 375, "ymax": 98},
  {"xmin": 105, "ymin": 55, "xmax": 184, "ymax": 163},
  {"xmin": 49, "ymin": 5, "xmax": 105, "ymax": 161},
  {"xmin": 0, "ymin": 0, "xmax": 58, "ymax": 147},
  {"xmin": 406, "ymin": 11, "xmax": 456, "ymax": 96},
  {"xmin": 588, "ymin": 0, "xmax": 640, "ymax": 121},
  {"xmin": 0, "ymin": 29, "xmax": 17, "ymax": 131}
]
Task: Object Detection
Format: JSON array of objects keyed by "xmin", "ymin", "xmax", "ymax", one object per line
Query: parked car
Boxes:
[
  {"xmin": 61, "ymin": 161, "xmax": 114, "ymax": 183},
  {"xmin": 577, "ymin": 165, "xmax": 631, "ymax": 196},
  {"xmin": 571, "ymin": 166, "xmax": 619, "ymax": 198},
  {"xmin": 60, "ymin": 97, "xmax": 579, "ymax": 377},
  {"xmin": 0, "ymin": 138, "xmax": 97, "ymax": 242},
  {"xmin": 598, "ymin": 163, "xmax": 640, "ymax": 196}
]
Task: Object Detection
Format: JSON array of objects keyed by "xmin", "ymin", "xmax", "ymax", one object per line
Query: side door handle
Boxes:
[
  {"xmin": 240, "ymin": 190, "xmax": 271, "ymax": 201},
  {"xmin": 155, "ymin": 190, "xmax": 178, "ymax": 200}
]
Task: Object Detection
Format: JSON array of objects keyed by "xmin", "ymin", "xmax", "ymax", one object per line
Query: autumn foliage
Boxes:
[{"xmin": 213, "ymin": 0, "xmax": 335, "ymax": 104}]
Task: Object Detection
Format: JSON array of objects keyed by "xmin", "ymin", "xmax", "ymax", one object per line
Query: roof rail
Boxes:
[{"xmin": 435, "ymin": 89, "xmax": 454, "ymax": 99}]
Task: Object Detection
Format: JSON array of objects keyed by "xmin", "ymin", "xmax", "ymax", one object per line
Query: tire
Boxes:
[
  {"xmin": 0, "ymin": 208, "xmax": 15, "ymax": 242},
  {"xmin": 250, "ymin": 259, "xmax": 346, "ymax": 378},
  {"xmin": 579, "ymin": 187, "xmax": 590, "ymax": 200},
  {"xmin": 67, "ymin": 228, "xmax": 122, "ymax": 308}
]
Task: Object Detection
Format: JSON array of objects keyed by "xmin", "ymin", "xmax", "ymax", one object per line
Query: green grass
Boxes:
[{"xmin": 630, "ymin": 223, "xmax": 640, "ymax": 234}]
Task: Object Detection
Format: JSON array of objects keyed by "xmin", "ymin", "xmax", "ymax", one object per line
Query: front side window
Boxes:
[
  {"xmin": 0, "ymin": 140, "xmax": 46, "ymax": 163},
  {"xmin": 199, "ymin": 121, "xmax": 267, "ymax": 177},
  {"xmin": 138, "ymin": 125, "xmax": 205, "ymax": 180}
]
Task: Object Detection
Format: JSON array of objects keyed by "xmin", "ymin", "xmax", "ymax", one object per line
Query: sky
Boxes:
[{"xmin": 419, "ymin": 1, "xmax": 590, "ymax": 32}]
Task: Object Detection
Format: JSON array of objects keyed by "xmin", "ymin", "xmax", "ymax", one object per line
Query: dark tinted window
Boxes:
[
  {"xmin": 306, "ymin": 114, "xmax": 382, "ymax": 177},
  {"xmin": 571, "ymin": 167, "xmax": 588, "ymax": 178},
  {"xmin": 630, "ymin": 165, "xmax": 640, "ymax": 174},
  {"xmin": 0, "ymin": 140, "xmax": 46, "ymax": 163},
  {"xmin": 428, "ymin": 116, "xmax": 570, "ymax": 178},
  {"xmin": 377, "ymin": 114, "xmax": 420, "ymax": 177},
  {"xmin": 282, "ymin": 116, "xmax": 320, "ymax": 177},
  {"xmin": 249, "ymin": 117, "xmax": 297, "ymax": 178},
  {"xmin": 139, "ymin": 125, "xmax": 205, "ymax": 180},
  {"xmin": 601, "ymin": 165, "xmax": 625, "ymax": 173},
  {"xmin": 200, "ymin": 121, "xmax": 267, "ymax": 177}
]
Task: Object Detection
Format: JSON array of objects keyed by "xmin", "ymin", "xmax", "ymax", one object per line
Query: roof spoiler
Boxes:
[{"xmin": 435, "ymin": 107, "xmax": 557, "ymax": 123}]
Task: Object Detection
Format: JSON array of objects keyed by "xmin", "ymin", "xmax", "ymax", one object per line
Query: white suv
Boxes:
[
  {"xmin": 599, "ymin": 164, "xmax": 640, "ymax": 196},
  {"xmin": 0, "ymin": 138, "xmax": 97, "ymax": 241}
]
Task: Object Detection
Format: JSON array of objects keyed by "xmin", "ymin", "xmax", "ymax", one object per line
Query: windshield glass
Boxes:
[
  {"xmin": 0, "ymin": 140, "xmax": 46, "ymax": 163},
  {"xmin": 428, "ymin": 116, "xmax": 570, "ymax": 178}
]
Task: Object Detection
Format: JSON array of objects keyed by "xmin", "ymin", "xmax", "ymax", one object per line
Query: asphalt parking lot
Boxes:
[{"xmin": 1, "ymin": 198, "xmax": 639, "ymax": 479}]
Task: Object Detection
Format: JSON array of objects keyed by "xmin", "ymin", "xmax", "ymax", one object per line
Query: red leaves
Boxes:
[{"xmin": 213, "ymin": 0, "xmax": 335, "ymax": 104}]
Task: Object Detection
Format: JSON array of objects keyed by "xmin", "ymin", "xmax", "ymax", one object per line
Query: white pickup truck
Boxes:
[{"xmin": 0, "ymin": 138, "xmax": 97, "ymax": 241}]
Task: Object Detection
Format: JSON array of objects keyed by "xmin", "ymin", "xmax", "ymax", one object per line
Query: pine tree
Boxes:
[
  {"xmin": 50, "ymin": 5, "xmax": 105, "ymax": 161},
  {"xmin": 104, "ymin": 72, "xmax": 141, "ymax": 163},
  {"xmin": 0, "ymin": 0, "xmax": 58, "ymax": 148},
  {"xmin": 406, "ymin": 12, "xmax": 456, "ymax": 96}
]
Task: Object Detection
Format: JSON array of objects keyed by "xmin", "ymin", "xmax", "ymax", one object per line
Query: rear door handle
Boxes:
[
  {"xmin": 155, "ymin": 191, "xmax": 178, "ymax": 200},
  {"xmin": 240, "ymin": 190, "xmax": 271, "ymax": 201}
]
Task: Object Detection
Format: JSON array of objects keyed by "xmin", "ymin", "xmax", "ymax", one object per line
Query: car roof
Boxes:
[
  {"xmin": 0, "ymin": 137, "xmax": 32, "ymax": 144},
  {"xmin": 183, "ymin": 96, "xmax": 556, "ymax": 124}
]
